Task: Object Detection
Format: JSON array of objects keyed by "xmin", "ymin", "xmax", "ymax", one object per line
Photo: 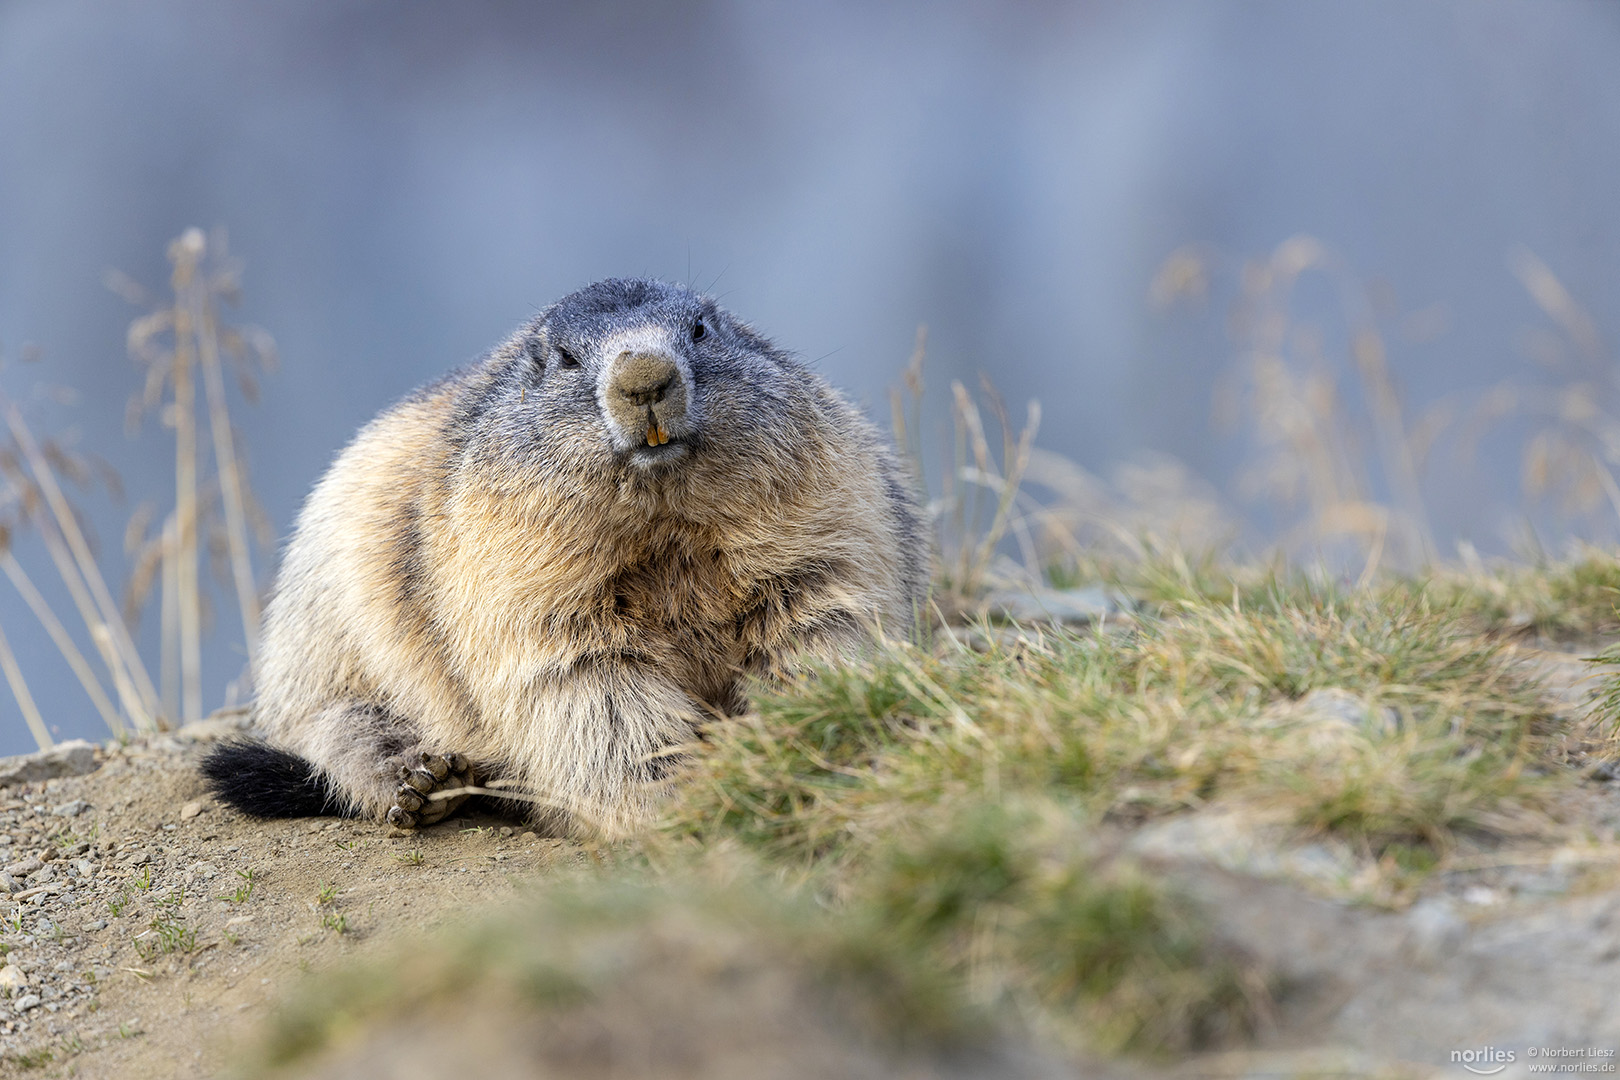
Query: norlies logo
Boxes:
[{"xmin": 1454, "ymin": 1047, "xmax": 1518, "ymax": 1075}]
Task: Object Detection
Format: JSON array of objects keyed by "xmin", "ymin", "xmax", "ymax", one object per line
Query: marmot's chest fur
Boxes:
[{"xmin": 203, "ymin": 277, "xmax": 928, "ymax": 837}]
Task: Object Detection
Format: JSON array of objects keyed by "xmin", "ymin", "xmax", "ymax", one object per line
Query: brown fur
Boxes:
[{"xmin": 244, "ymin": 279, "xmax": 926, "ymax": 836}]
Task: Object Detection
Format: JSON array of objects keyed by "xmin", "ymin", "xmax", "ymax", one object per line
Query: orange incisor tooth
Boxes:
[
  {"xmin": 646, "ymin": 426, "xmax": 658, "ymax": 446},
  {"xmin": 657, "ymin": 424, "xmax": 669, "ymax": 445}
]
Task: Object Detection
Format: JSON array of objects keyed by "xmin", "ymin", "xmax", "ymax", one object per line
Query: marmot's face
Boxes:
[{"xmin": 506, "ymin": 278, "xmax": 796, "ymax": 478}]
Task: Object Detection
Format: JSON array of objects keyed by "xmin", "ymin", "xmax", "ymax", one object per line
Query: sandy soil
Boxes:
[{"xmin": 0, "ymin": 724, "xmax": 585, "ymax": 1079}]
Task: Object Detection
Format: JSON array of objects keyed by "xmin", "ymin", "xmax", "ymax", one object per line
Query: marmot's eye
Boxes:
[
  {"xmin": 556, "ymin": 346, "xmax": 581, "ymax": 369},
  {"xmin": 691, "ymin": 318, "xmax": 707, "ymax": 343}
]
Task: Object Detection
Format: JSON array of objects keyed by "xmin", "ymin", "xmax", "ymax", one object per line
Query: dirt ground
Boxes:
[
  {"xmin": 0, "ymin": 722, "xmax": 589, "ymax": 1079},
  {"xmin": 0, "ymin": 644, "xmax": 1616, "ymax": 1078}
]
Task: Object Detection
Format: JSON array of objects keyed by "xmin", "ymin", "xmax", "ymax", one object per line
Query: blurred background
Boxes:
[{"xmin": 1, "ymin": 0, "xmax": 1619, "ymax": 750}]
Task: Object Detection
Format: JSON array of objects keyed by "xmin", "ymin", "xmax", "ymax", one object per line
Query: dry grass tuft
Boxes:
[
  {"xmin": 671, "ymin": 589, "xmax": 1560, "ymax": 869},
  {"xmin": 649, "ymin": 583, "xmax": 1579, "ymax": 1053}
]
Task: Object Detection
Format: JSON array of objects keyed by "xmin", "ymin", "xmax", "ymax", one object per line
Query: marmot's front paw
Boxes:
[{"xmin": 386, "ymin": 751, "xmax": 474, "ymax": 829}]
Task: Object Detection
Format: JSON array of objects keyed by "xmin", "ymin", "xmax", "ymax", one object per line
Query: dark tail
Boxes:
[{"xmin": 200, "ymin": 740, "xmax": 352, "ymax": 818}]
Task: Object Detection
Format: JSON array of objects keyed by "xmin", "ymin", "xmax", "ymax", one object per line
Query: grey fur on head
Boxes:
[{"xmin": 203, "ymin": 277, "xmax": 928, "ymax": 837}]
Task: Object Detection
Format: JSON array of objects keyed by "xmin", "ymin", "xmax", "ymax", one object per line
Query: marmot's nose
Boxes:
[
  {"xmin": 610, "ymin": 353, "xmax": 678, "ymax": 406},
  {"xmin": 605, "ymin": 351, "xmax": 690, "ymax": 449}
]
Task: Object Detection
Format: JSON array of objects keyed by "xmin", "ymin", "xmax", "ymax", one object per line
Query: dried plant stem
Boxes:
[
  {"xmin": 93, "ymin": 625, "xmax": 141, "ymax": 737},
  {"xmin": 195, "ymin": 291, "xmax": 259, "ymax": 665},
  {"xmin": 1352, "ymin": 330, "xmax": 1435, "ymax": 564},
  {"xmin": 0, "ymin": 552, "xmax": 122, "ymax": 734},
  {"xmin": 950, "ymin": 381, "xmax": 1041, "ymax": 593},
  {"xmin": 2, "ymin": 400, "xmax": 160, "ymax": 729},
  {"xmin": 169, "ymin": 245, "xmax": 203, "ymax": 725},
  {"xmin": 15, "ymin": 513, "xmax": 132, "ymax": 724},
  {"xmin": 0, "ymin": 619, "xmax": 50, "ymax": 750},
  {"xmin": 890, "ymin": 325, "xmax": 929, "ymax": 494},
  {"xmin": 160, "ymin": 512, "xmax": 179, "ymax": 722}
]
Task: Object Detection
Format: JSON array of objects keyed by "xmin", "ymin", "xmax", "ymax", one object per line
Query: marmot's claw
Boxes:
[
  {"xmin": 387, "ymin": 750, "xmax": 476, "ymax": 829},
  {"xmin": 387, "ymin": 805, "xmax": 417, "ymax": 829}
]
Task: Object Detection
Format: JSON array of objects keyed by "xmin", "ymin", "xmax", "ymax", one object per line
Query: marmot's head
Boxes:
[{"xmin": 473, "ymin": 279, "xmax": 823, "ymax": 500}]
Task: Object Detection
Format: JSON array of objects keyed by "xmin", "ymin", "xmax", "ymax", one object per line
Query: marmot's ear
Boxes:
[{"xmin": 524, "ymin": 336, "xmax": 547, "ymax": 370}]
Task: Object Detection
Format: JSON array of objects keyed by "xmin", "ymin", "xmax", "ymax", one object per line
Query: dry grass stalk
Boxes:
[
  {"xmin": 195, "ymin": 283, "xmax": 260, "ymax": 662},
  {"xmin": 161, "ymin": 511, "xmax": 180, "ymax": 722},
  {"xmin": 887, "ymin": 325, "xmax": 929, "ymax": 497},
  {"xmin": 0, "ymin": 491, "xmax": 133, "ymax": 729},
  {"xmin": 1, "ymin": 400, "xmax": 160, "ymax": 730},
  {"xmin": 123, "ymin": 227, "xmax": 275, "ymax": 724},
  {"xmin": 168, "ymin": 231, "xmax": 204, "ymax": 723},
  {"xmin": 1159, "ymin": 235, "xmax": 1442, "ymax": 570},
  {"xmin": 0, "ymin": 552, "xmax": 122, "ymax": 734},
  {"xmin": 0, "ymin": 618, "xmax": 50, "ymax": 750},
  {"xmin": 888, "ymin": 333, "xmax": 1043, "ymax": 608},
  {"xmin": 948, "ymin": 380, "xmax": 1041, "ymax": 594},
  {"xmin": 1462, "ymin": 248, "xmax": 1620, "ymax": 539}
]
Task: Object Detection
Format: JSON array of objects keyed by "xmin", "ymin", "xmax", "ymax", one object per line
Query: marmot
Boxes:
[{"xmin": 202, "ymin": 278, "xmax": 928, "ymax": 837}]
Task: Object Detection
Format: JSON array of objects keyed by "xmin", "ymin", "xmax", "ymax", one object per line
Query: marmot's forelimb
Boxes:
[{"xmin": 202, "ymin": 278, "xmax": 928, "ymax": 836}]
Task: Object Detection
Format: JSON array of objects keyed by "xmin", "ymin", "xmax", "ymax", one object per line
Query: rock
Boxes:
[
  {"xmin": 12, "ymin": 993, "xmax": 39, "ymax": 1012},
  {"xmin": 26, "ymin": 866, "xmax": 54, "ymax": 886},
  {"xmin": 1129, "ymin": 807, "xmax": 1357, "ymax": 890},
  {"xmin": 50, "ymin": 799, "xmax": 90, "ymax": 817},
  {"xmin": 0, "ymin": 966, "xmax": 24, "ymax": 990},
  {"xmin": 0, "ymin": 741, "xmax": 99, "ymax": 789},
  {"xmin": 176, "ymin": 715, "xmax": 251, "ymax": 742},
  {"xmin": 0, "ymin": 874, "xmax": 14, "ymax": 894},
  {"xmin": 3, "ymin": 857, "xmax": 42, "ymax": 877},
  {"xmin": 1405, "ymin": 898, "xmax": 1467, "ymax": 964},
  {"xmin": 1260, "ymin": 688, "xmax": 1400, "ymax": 752},
  {"xmin": 985, "ymin": 585, "xmax": 1134, "ymax": 625},
  {"xmin": 180, "ymin": 800, "xmax": 204, "ymax": 820},
  {"xmin": 73, "ymin": 859, "xmax": 94, "ymax": 879}
]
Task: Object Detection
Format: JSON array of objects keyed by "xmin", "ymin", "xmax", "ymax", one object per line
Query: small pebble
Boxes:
[
  {"xmin": 180, "ymin": 800, "xmax": 203, "ymax": 821},
  {"xmin": 12, "ymin": 994, "xmax": 39, "ymax": 1012}
]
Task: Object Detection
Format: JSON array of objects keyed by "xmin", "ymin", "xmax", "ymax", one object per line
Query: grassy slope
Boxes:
[{"xmin": 243, "ymin": 567, "xmax": 1617, "ymax": 1074}]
